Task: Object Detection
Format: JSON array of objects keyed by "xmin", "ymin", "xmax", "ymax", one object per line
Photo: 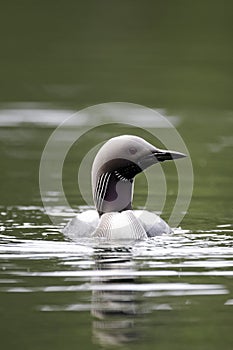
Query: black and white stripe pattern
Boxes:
[
  {"xmin": 92, "ymin": 211, "xmax": 147, "ymax": 240},
  {"xmin": 114, "ymin": 170, "xmax": 129, "ymax": 182},
  {"xmin": 94, "ymin": 172, "xmax": 111, "ymax": 212}
]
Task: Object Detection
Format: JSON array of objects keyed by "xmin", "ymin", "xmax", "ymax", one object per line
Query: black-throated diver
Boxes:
[{"xmin": 63, "ymin": 135, "xmax": 186, "ymax": 240}]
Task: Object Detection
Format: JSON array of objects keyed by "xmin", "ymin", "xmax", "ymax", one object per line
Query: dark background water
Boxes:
[
  {"xmin": 0, "ymin": 0, "xmax": 232, "ymax": 109},
  {"xmin": 0, "ymin": 1, "xmax": 232, "ymax": 349}
]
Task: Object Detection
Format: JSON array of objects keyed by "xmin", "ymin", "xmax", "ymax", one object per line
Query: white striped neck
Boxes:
[{"xmin": 93, "ymin": 172, "xmax": 134, "ymax": 215}]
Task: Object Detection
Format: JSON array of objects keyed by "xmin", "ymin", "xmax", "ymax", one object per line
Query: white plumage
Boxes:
[{"xmin": 62, "ymin": 135, "xmax": 185, "ymax": 240}]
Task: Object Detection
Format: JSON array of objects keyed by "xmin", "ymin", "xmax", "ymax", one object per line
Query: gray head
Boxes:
[{"xmin": 92, "ymin": 135, "xmax": 185, "ymax": 215}]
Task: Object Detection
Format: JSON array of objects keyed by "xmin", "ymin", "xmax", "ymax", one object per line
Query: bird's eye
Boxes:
[{"xmin": 129, "ymin": 147, "xmax": 137, "ymax": 155}]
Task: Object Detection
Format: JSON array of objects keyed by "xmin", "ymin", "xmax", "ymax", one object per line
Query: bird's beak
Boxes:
[
  {"xmin": 138, "ymin": 147, "xmax": 186, "ymax": 170},
  {"xmin": 152, "ymin": 149, "xmax": 186, "ymax": 162}
]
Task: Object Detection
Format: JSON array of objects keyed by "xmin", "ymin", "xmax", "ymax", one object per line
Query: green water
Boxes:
[{"xmin": 0, "ymin": 1, "xmax": 233, "ymax": 350}]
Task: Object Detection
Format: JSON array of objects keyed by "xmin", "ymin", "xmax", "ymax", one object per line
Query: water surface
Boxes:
[
  {"xmin": 0, "ymin": 1, "xmax": 233, "ymax": 349},
  {"xmin": 0, "ymin": 206, "xmax": 233, "ymax": 349}
]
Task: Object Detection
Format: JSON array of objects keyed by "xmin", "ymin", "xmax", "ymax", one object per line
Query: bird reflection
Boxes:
[{"xmin": 91, "ymin": 246, "xmax": 144, "ymax": 347}]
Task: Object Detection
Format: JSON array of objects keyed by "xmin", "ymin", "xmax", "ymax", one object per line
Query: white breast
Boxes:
[
  {"xmin": 62, "ymin": 210, "xmax": 99, "ymax": 240},
  {"xmin": 133, "ymin": 210, "xmax": 172, "ymax": 236},
  {"xmin": 62, "ymin": 209, "xmax": 171, "ymax": 241},
  {"xmin": 92, "ymin": 210, "xmax": 147, "ymax": 240}
]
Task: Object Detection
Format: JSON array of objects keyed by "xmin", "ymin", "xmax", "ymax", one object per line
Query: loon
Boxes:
[{"xmin": 63, "ymin": 135, "xmax": 186, "ymax": 240}]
